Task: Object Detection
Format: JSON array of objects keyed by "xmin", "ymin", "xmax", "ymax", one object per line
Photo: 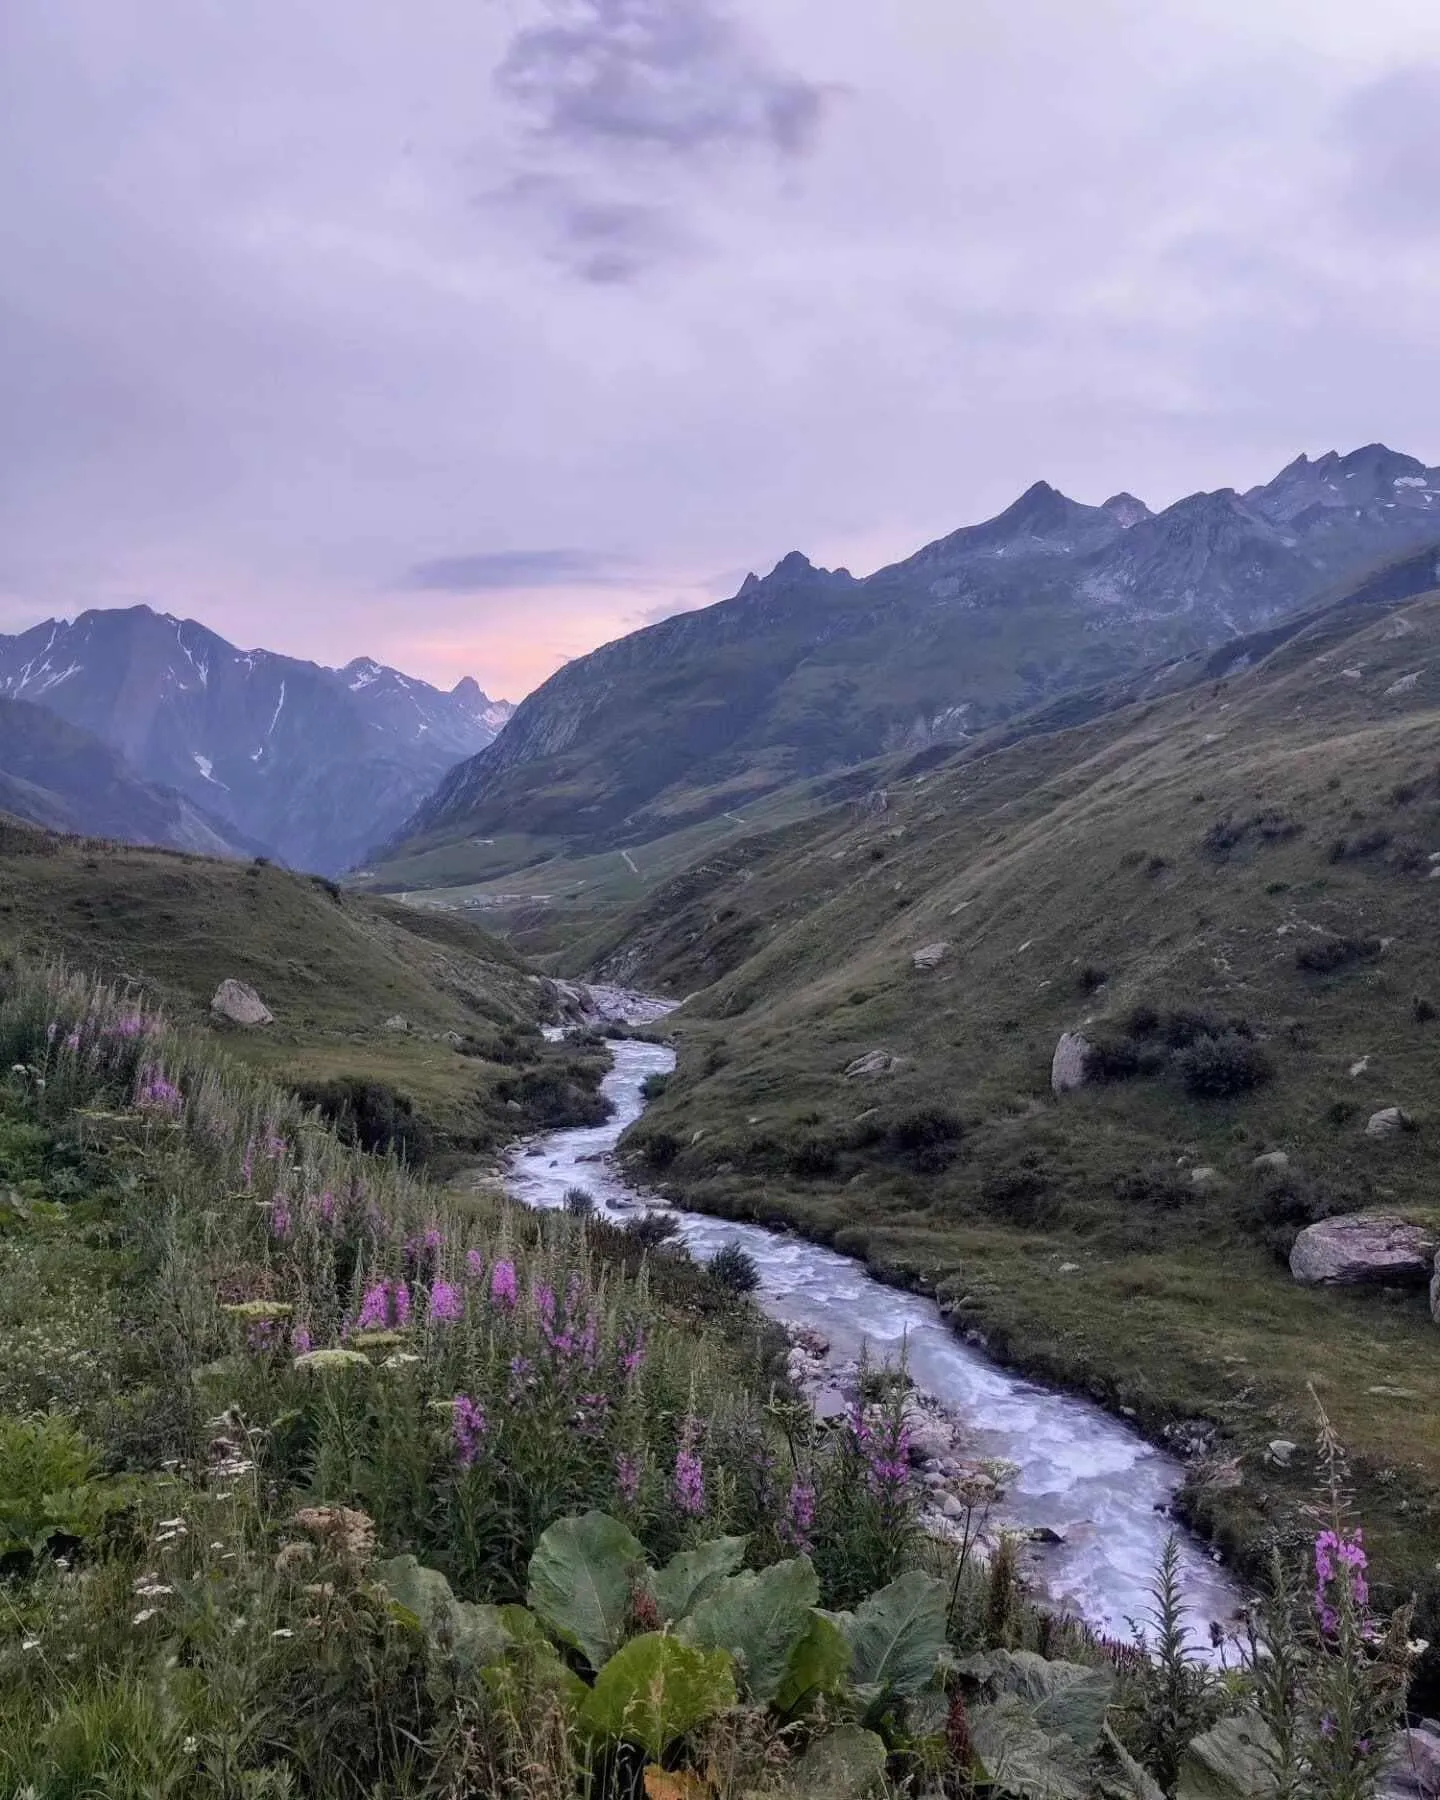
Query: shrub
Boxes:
[
  {"xmin": 564, "ymin": 1186, "xmax": 595, "ymax": 1217},
  {"xmin": 1254, "ymin": 809, "xmax": 1303, "ymax": 841},
  {"xmin": 294, "ymin": 1076, "xmax": 435, "ymax": 1164},
  {"xmin": 1328, "ymin": 828, "xmax": 1392, "ymax": 863},
  {"xmin": 1085, "ymin": 1035, "xmax": 1162, "ymax": 1083},
  {"xmin": 640, "ymin": 1071, "xmax": 671, "ymax": 1101},
  {"xmin": 1078, "ymin": 964, "xmax": 1109, "ymax": 994},
  {"xmin": 623, "ymin": 1210, "xmax": 682, "ymax": 1248},
  {"xmin": 1145, "ymin": 854, "xmax": 1169, "ymax": 876},
  {"xmin": 1115, "ymin": 1163, "xmax": 1196, "ymax": 1211},
  {"xmin": 1202, "ymin": 816, "xmax": 1245, "ymax": 854},
  {"xmin": 1390, "ymin": 779, "xmax": 1420, "ymax": 806},
  {"xmin": 640, "ymin": 1129, "xmax": 681, "ymax": 1170},
  {"xmin": 1295, "ymin": 935, "xmax": 1383, "ymax": 974},
  {"xmin": 1161, "ymin": 1007, "xmax": 1229, "ymax": 1048},
  {"xmin": 1413, "ymin": 996, "xmax": 1437, "ymax": 1024},
  {"xmin": 311, "ymin": 875, "xmax": 344, "ymax": 903},
  {"xmin": 1174, "ymin": 1031, "xmax": 1275, "ymax": 1098},
  {"xmin": 708, "ymin": 1243, "xmax": 760, "ymax": 1294},
  {"xmin": 1126, "ymin": 1003, "xmax": 1161, "ymax": 1037},
  {"xmin": 787, "ymin": 1134, "xmax": 840, "ymax": 1178}
]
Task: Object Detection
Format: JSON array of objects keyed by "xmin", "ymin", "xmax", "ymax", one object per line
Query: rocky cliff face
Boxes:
[
  {"xmin": 381, "ymin": 443, "xmax": 1440, "ymax": 874},
  {"xmin": 0, "ymin": 606, "xmax": 512, "ymax": 871}
]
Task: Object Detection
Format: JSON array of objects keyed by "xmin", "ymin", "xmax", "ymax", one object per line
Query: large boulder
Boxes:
[
  {"xmin": 1366, "ymin": 1106, "xmax": 1414, "ymax": 1137},
  {"xmin": 210, "ymin": 979, "xmax": 273, "ymax": 1027},
  {"xmin": 912, "ymin": 941, "xmax": 950, "ymax": 970},
  {"xmin": 1381, "ymin": 1720, "xmax": 1440, "ymax": 1798},
  {"xmin": 1290, "ymin": 1213, "xmax": 1439, "ymax": 1288},
  {"xmin": 1050, "ymin": 1031, "xmax": 1092, "ymax": 1095}
]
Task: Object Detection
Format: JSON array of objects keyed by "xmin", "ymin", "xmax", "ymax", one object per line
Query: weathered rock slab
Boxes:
[
  {"xmin": 1367, "ymin": 1106, "xmax": 1414, "ymax": 1137},
  {"xmin": 845, "ymin": 1049, "xmax": 903, "ymax": 1078},
  {"xmin": 1050, "ymin": 1031, "xmax": 1092, "ymax": 1095},
  {"xmin": 1290, "ymin": 1213, "xmax": 1439, "ymax": 1287},
  {"xmin": 912, "ymin": 941, "xmax": 950, "ymax": 970},
  {"xmin": 210, "ymin": 979, "xmax": 273, "ymax": 1026}
]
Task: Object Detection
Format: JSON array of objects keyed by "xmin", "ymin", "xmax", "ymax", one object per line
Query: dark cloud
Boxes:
[
  {"xmin": 495, "ymin": 0, "xmax": 833, "ymax": 160},
  {"xmin": 402, "ymin": 550, "xmax": 633, "ymax": 591}
]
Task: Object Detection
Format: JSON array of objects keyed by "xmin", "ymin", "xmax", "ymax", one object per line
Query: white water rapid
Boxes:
[{"xmin": 506, "ymin": 1016, "xmax": 1242, "ymax": 1653}]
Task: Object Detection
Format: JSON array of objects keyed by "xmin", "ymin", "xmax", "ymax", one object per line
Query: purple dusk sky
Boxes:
[{"xmin": 2, "ymin": 1, "xmax": 1440, "ymax": 699}]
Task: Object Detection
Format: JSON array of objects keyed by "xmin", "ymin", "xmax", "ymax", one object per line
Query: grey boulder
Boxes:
[
  {"xmin": 1051, "ymin": 1031, "xmax": 1092, "ymax": 1095},
  {"xmin": 1290, "ymin": 1213, "xmax": 1439, "ymax": 1287},
  {"xmin": 210, "ymin": 979, "xmax": 273, "ymax": 1027}
]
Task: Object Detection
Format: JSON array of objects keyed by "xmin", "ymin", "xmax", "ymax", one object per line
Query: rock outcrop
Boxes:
[
  {"xmin": 1050, "ymin": 1031, "xmax": 1092, "ymax": 1095},
  {"xmin": 911, "ymin": 941, "xmax": 950, "ymax": 970},
  {"xmin": 1366, "ymin": 1106, "xmax": 1414, "ymax": 1137},
  {"xmin": 210, "ymin": 979, "xmax": 273, "ymax": 1026},
  {"xmin": 845, "ymin": 1050, "xmax": 903, "ymax": 1078},
  {"xmin": 1290, "ymin": 1213, "xmax": 1439, "ymax": 1287}
]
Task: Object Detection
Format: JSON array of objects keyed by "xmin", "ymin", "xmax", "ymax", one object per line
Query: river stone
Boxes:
[
  {"xmin": 1381, "ymin": 1721, "xmax": 1440, "ymax": 1798},
  {"xmin": 845, "ymin": 1050, "xmax": 902, "ymax": 1078},
  {"xmin": 1290, "ymin": 1213, "xmax": 1440, "ymax": 1287},
  {"xmin": 1266, "ymin": 1440, "xmax": 1298, "ymax": 1467},
  {"xmin": 1252, "ymin": 1150, "xmax": 1290, "ymax": 1173},
  {"xmin": 1366, "ymin": 1106, "xmax": 1414, "ymax": 1137},
  {"xmin": 383, "ymin": 1014, "xmax": 410, "ymax": 1032},
  {"xmin": 210, "ymin": 979, "xmax": 273, "ymax": 1027},
  {"xmin": 1051, "ymin": 1031, "xmax": 1092, "ymax": 1095},
  {"xmin": 912, "ymin": 941, "xmax": 950, "ymax": 970}
]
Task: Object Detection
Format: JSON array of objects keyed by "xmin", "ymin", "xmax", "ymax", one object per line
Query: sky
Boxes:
[{"xmin": 3, "ymin": 2, "xmax": 1440, "ymax": 700}]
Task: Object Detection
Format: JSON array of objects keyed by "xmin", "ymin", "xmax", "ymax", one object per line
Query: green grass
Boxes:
[
  {"xmin": 0, "ymin": 819, "xmax": 601, "ymax": 1157},
  {"xmin": 592, "ymin": 584, "xmax": 1440, "ymax": 1651}
]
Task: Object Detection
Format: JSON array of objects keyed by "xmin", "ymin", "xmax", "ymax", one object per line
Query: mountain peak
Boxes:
[
  {"xmin": 772, "ymin": 550, "xmax": 816, "ymax": 577},
  {"xmin": 1101, "ymin": 492, "xmax": 1151, "ymax": 528}
]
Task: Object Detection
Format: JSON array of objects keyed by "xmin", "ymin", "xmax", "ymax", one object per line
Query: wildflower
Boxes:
[
  {"xmin": 241, "ymin": 1138, "xmax": 255, "ymax": 1189},
  {"xmin": 132, "ymin": 1608, "xmax": 159, "ymax": 1624},
  {"xmin": 466, "ymin": 1248, "xmax": 486, "ymax": 1282},
  {"xmin": 428, "ymin": 1279, "xmax": 463, "ymax": 1324},
  {"xmin": 64, "ymin": 1030, "xmax": 81, "ymax": 1052},
  {"xmin": 21, "ymin": 1637, "xmax": 40, "ymax": 1652},
  {"xmin": 619, "ymin": 1324, "xmax": 647, "ymax": 1377},
  {"xmin": 782, "ymin": 1481, "xmax": 817, "ymax": 1553},
  {"xmin": 182, "ymin": 1737, "xmax": 198, "ymax": 1756},
  {"xmin": 491, "ymin": 1259, "xmax": 518, "ymax": 1309},
  {"xmin": 294, "ymin": 1348, "xmax": 370, "ymax": 1374},
  {"xmin": 452, "ymin": 1395, "xmax": 487, "ymax": 1469},
  {"xmin": 271, "ymin": 1628, "xmax": 295, "ymax": 1639},
  {"xmin": 291, "ymin": 1323, "xmax": 312, "ymax": 1356},
  {"xmin": 353, "ymin": 1279, "xmax": 410, "ymax": 1333},
  {"xmin": 269, "ymin": 1199, "xmax": 292, "ymax": 1240},
  {"xmin": 616, "ymin": 1452, "xmax": 642, "ymax": 1505},
  {"xmin": 135, "ymin": 1066, "xmax": 183, "ymax": 1116},
  {"xmin": 674, "ymin": 1429, "xmax": 706, "ymax": 1518},
  {"xmin": 316, "ymin": 1190, "xmax": 336, "ymax": 1224}
]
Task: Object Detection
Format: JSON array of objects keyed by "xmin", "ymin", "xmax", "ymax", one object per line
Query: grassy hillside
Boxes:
[
  {"xmin": 0, "ymin": 962, "xmax": 1415, "ymax": 1796},
  {"xmin": 589, "ymin": 578, "xmax": 1440, "ymax": 1645},
  {"xmin": 0, "ymin": 820, "xmax": 603, "ymax": 1159}
]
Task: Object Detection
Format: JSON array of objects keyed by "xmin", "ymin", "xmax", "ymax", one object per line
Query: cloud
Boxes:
[
  {"xmin": 401, "ymin": 549, "xmax": 633, "ymax": 591},
  {"xmin": 1337, "ymin": 65, "xmax": 1440, "ymax": 235},
  {"xmin": 495, "ymin": 0, "xmax": 833, "ymax": 160}
]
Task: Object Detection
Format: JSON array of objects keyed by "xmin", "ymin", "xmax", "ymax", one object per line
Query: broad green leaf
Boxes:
[
  {"xmin": 970, "ymin": 1693, "xmax": 1090, "ymax": 1800},
  {"xmin": 772, "ymin": 1609, "xmax": 853, "ymax": 1716},
  {"xmin": 964, "ymin": 1649, "xmax": 1115, "ymax": 1753},
  {"xmin": 1176, "ymin": 1714, "xmax": 1279, "ymax": 1800},
  {"xmin": 527, "ymin": 1510, "xmax": 647, "ymax": 1670},
  {"xmin": 649, "ymin": 1534, "xmax": 749, "ymax": 1623},
  {"xmin": 498, "ymin": 1603, "xmax": 551, "ymax": 1651},
  {"xmin": 833, "ymin": 1570, "xmax": 948, "ymax": 1698},
  {"xmin": 677, "ymin": 1556, "xmax": 819, "ymax": 1703},
  {"xmin": 784, "ymin": 1724, "xmax": 888, "ymax": 1798},
  {"xmin": 581, "ymin": 1632, "xmax": 737, "ymax": 1759},
  {"xmin": 483, "ymin": 1648, "xmax": 588, "ymax": 1719},
  {"xmin": 1102, "ymin": 1720, "xmax": 1166, "ymax": 1800},
  {"xmin": 375, "ymin": 1554, "xmax": 510, "ymax": 1670}
]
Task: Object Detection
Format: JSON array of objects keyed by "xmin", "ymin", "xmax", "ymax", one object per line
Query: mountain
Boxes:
[
  {"xmin": 0, "ymin": 605, "xmax": 514, "ymax": 872},
  {"xmin": 0, "ymin": 694, "xmax": 253, "ymax": 856},
  {"xmin": 574, "ymin": 548, "xmax": 1440, "ymax": 1644},
  {"xmin": 375, "ymin": 444, "xmax": 1440, "ymax": 886}
]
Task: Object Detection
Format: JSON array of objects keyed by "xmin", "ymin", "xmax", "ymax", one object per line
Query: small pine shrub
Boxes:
[
  {"xmin": 623, "ymin": 1210, "xmax": 682, "ymax": 1248},
  {"xmin": 1413, "ymin": 995, "xmax": 1437, "ymax": 1024},
  {"xmin": 708, "ymin": 1243, "xmax": 760, "ymax": 1294},
  {"xmin": 563, "ymin": 1186, "xmax": 594, "ymax": 1217},
  {"xmin": 1174, "ymin": 1031, "xmax": 1275, "ymax": 1098}
]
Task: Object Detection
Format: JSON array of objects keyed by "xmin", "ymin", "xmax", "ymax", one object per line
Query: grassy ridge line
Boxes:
[
  {"xmin": 0, "ymin": 819, "xmax": 623, "ymax": 1159},
  {"xmin": 594, "ymin": 586, "xmax": 1440, "ymax": 1658}
]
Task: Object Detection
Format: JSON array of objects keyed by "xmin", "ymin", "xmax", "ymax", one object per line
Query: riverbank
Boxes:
[{"xmin": 501, "ymin": 1028, "xmax": 1243, "ymax": 1650}]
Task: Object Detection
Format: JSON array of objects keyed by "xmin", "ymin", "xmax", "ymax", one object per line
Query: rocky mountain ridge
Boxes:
[
  {"xmin": 380, "ymin": 444, "xmax": 1440, "ymax": 876},
  {"xmin": 0, "ymin": 605, "xmax": 513, "ymax": 871}
]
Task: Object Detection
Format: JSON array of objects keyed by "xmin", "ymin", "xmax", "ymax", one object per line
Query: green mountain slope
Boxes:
[
  {"xmin": 0, "ymin": 694, "xmax": 251, "ymax": 856},
  {"xmin": 582, "ymin": 560, "xmax": 1440, "ymax": 1630},
  {"xmin": 0, "ymin": 819, "xmax": 596, "ymax": 1157},
  {"xmin": 370, "ymin": 447, "xmax": 1440, "ymax": 897}
]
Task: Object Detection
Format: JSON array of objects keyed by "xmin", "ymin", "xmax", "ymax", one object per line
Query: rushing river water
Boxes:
[{"xmin": 507, "ymin": 1020, "xmax": 1242, "ymax": 1651}]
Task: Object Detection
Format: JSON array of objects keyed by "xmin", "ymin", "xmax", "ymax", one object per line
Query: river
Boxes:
[{"xmin": 507, "ymin": 1016, "xmax": 1242, "ymax": 1653}]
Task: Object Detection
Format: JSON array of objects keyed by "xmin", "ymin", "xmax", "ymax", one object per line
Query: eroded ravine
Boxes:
[{"xmin": 507, "ymin": 1007, "xmax": 1241, "ymax": 1651}]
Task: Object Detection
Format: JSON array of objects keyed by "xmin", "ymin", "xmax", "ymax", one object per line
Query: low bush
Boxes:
[
  {"xmin": 1173, "ymin": 1031, "xmax": 1275, "ymax": 1098},
  {"xmin": 1327, "ymin": 827, "xmax": 1392, "ymax": 863},
  {"xmin": 708, "ymin": 1242, "xmax": 761, "ymax": 1293},
  {"xmin": 293, "ymin": 1075, "xmax": 435, "ymax": 1163},
  {"xmin": 1295, "ymin": 935, "xmax": 1383, "ymax": 974}
]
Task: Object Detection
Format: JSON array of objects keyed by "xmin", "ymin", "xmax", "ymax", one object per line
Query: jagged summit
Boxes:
[{"xmin": 1101, "ymin": 492, "xmax": 1151, "ymax": 527}]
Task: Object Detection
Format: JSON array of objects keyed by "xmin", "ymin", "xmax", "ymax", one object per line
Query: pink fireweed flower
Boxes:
[
  {"xmin": 452, "ymin": 1395, "xmax": 487, "ymax": 1469},
  {"xmin": 240, "ymin": 1138, "xmax": 256, "ymax": 1190},
  {"xmin": 428, "ymin": 1279, "xmax": 463, "ymax": 1324},
  {"xmin": 269, "ymin": 1200, "xmax": 292, "ymax": 1240},
  {"xmin": 1315, "ymin": 1527, "xmax": 1369, "ymax": 1632},
  {"xmin": 354, "ymin": 1279, "xmax": 411, "ymax": 1333},
  {"xmin": 109, "ymin": 1012, "xmax": 147, "ymax": 1040},
  {"xmin": 782, "ymin": 1481, "xmax": 817, "ymax": 1552},
  {"xmin": 64, "ymin": 1030, "xmax": 81, "ymax": 1053},
  {"xmin": 490, "ymin": 1260, "xmax": 518, "ymax": 1309},
  {"xmin": 316, "ymin": 1190, "xmax": 336, "ymax": 1225},
  {"xmin": 616, "ymin": 1452, "xmax": 642, "ymax": 1505},
  {"xmin": 465, "ymin": 1248, "xmax": 486, "ymax": 1282},
  {"xmin": 674, "ymin": 1447, "xmax": 706, "ymax": 1517},
  {"xmin": 291, "ymin": 1323, "xmax": 312, "ymax": 1356},
  {"xmin": 135, "ymin": 1067, "xmax": 183, "ymax": 1116},
  {"xmin": 619, "ymin": 1325, "xmax": 647, "ymax": 1377}
]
